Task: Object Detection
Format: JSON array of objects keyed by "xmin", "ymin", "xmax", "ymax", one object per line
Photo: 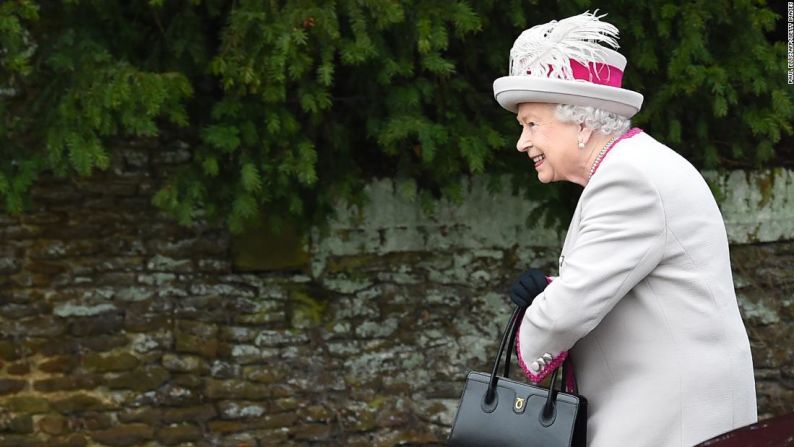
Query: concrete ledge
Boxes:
[
  {"xmin": 314, "ymin": 177, "xmax": 560, "ymax": 257},
  {"xmin": 314, "ymin": 170, "xmax": 794, "ymax": 264},
  {"xmin": 704, "ymin": 169, "xmax": 794, "ymax": 244}
]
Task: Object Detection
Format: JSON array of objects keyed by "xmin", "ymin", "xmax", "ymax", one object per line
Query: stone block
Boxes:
[
  {"xmin": 176, "ymin": 319, "xmax": 218, "ymax": 337},
  {"xmin": 204, "ymin": 379, "xmax": 271, "ymax": 400},
  {"xmin": 71, "ymin": 411, "xmax": 113, "ymax": 430},
  {"xmin": 5, "ymin": 316, "xmax": 66, "ymax": 337},
  {"xmin": 153, "ymin": 383, "xmax": 200, "ymax": 406},
  {"xmin": 146, "ymin": 254, "xmax": 193, "ymax": 272},
  {"xmin": 76, "ymin": 334, "xmax": 128, "ymax": 353},
  {"xmin": 0, "ymin": 413, "xmax": 33, "ymax": 433},
  {"xmin": 173, "ymin": 297, "xmax": 227, "ymax": 322},
  {"xmin": 369, "ymin": 429, "xmax": 441, "ymax": 447},
  {"xmin": 230, "ymin": 222, "xmax": 309, "ymax": 272},
  {"xmin": 53, "ymin": 303, "xmax": 117, "ymax": 318},
  {"xmin": 220, "ymin": 433, "xmax": 262, "ymax": 447},
  {"xmin": 24, "ymin": 260, "xmax": 67, "ymax": 276},
  {"xmin": 291, "ymin": 423, "xmax": 333, "ymax": 441},
  {"xmin": 146, "ymin": 236, "xmax": 227, "ymax": 259},
  {"xmin": 4, "ymin": 396, "xmax": 50, "ymax": 413},
  {"xmin": 233, "ymin": 429, "xmax": 289, "ymax": 446},
  {"xmin": 174, "ymin": 332, "xmax": 218, "ymax": 358},
  {"xmin": 28, "ymin": 176, "xmax": 78, "ymax": 200},
  {"xmin": 7, "ymin": 271, "xmax": 53, "ymax": 287},
  {"xmin": 39, "ymin": 356, "xmax": 78, "ymax": 373},
  {"xmin": 206, "ymin": 412, "xmax": 298, "ymax": 433},
  {"xmin": 123, "ymin": 313, "xmax": 170, "ymax": 332},
  {"xmin": 171, "ymin": 373, "xmax": 203, "ymax": 388},
  {"xmin": 33, "ymin": 375, "xmax": 100, "ymax": 393},
  {"xmin": 0, "ymin": 303, "xmax": 46, "ymax": 320},
  {"xmin": 235, "ymin": 309, "xmax": 286, "ymax": 325},
  {"xmin": 44, "ymin": 434, "xmax": 87, "ymax": 447},
  {"xmin": 338, "ymin": 403, "xmax": 377, "ymax": 432},
  {"xmin": 263, "ymin": 399, "xmax": 295, "ymax": 415},
  {"xmin": 242, "ymin": 366, "xmax": 283, "ymax": 384},
  {"xmin": 89, "ymin": 423, "xmax": 154, "ymax": 446},
  {"xmin": 156, "ymin": 424, "xmax": 202, "ymax": 445},
  {"xmin": 82, "ymin": 352, "xmax": 140, "ymax": 373},
  {"xmin": 152, "ymin": 148, "xmax": 191, "ymax": 165},
  {"xmin": 27, "ymin": 239, "xmax": 67, "ymax": 259},
  {"xmin": 0, "ymin": 341, "xmax": 20, "ymax": 361},
  {"xmin": 161, "ymin": 404, "xmax": 217, "ymax": 423},
  {"xmin": 107, "ymin": 366, "xmax": 169, "ymax": 392},
  {"xmin": 209, "ymin": 360, "xmax": 240, "ymax": 379},
  {"xmin": 116, "ymin": 408, "xmax": 163, "ymax": 425},
  {"xmin": 300, "ymin": 404, "xmax": 333, "ymax": 422},
  {"xmin": 0, "ymin": 379, "xmax": 26, "ymax": 395},
  {"xmin": 27, "ymin": 338, "xmax": 72, "ymax": 357},
  {"xmin": 67, "ymin": 312, "xmax": 124, "ymax": 336},
  {"xmin": 196, "ymin": 258, "xmax": 231, "ymax": 273},
  {"xmin": 80, "ymin": 179, "xmax": 139, "ymax": 196},
  {"xmin": 51, "ymin": 394, "xmax": 107, "ymax": 413},
  {"xmin": 253, "ymin": 329, "xmax": 309, "ymax": 347},
  {"xmin": 136, "ymin": 272, "xmax": 177, "ymax": 286},
  {"xmin": 127, "ymin": 332, "xmax": 166, "ymax": 354},
  {"xmin": 0, "ymin": 255, "xmax": 22, "ymax": 274},
  {"xmin": 0, "ymin": 223, "xmax": 41, "ymax": 239},
  {"xmin": 114, "ymin": 286, "xmax": 154, "ymax": 302},
  {"xmin": 218, "ymin": 326, "xmax": 258, "ymax": 343},
  {"xmin": 161, "ymin": 353, "xmax": 207, "ymax": 373},
  {"xmin": 6, "ymin": 362, "xmax": 30, "ymax": 375},
  {"xmin": 38, "ymin": 415, "xmax": 67, "ymax": 435},
  {"xmin": 267, "ymin": 384, "xmax": 294, "ymax": 399},
  {"xmin": 217, "ymin": 401, "xmax": 266, "ymax": 419},
  {"xmin": 0, "ymin": 434, "xmax": 41, "ymax": 447},
  {"xmin": 228, "ymin": 344, "xmax": 265, "ymax": 364}
]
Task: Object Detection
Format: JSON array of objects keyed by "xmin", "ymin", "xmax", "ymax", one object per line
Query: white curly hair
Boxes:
[{"xmin": 554, "ymin": 104, "xmax": 631, "ymax": 135}]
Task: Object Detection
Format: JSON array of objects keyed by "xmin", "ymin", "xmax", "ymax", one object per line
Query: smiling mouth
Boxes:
[{"xmin": 531, "ymin": 154, "xmax": 545, "ymax": 167}]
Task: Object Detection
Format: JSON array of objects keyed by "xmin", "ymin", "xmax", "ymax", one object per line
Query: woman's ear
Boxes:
[{"xmin": 578, "ymin": 125, "xmax": 594, "ymax": 148}]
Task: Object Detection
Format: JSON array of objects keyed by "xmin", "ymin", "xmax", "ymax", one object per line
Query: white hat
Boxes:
[{"xmin": 493, "ymin": 11, "xmax": 644, "ymax": 118}]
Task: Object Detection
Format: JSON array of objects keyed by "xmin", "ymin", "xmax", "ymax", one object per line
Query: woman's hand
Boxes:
[{"xmin": 510, "ymin": 268, "xmax": 548, "ymax": 308}]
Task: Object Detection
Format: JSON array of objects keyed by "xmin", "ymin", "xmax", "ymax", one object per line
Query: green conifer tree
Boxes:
[{"xmin": 0, "ymin": 1, "xmax": 790, "ymax": 232}]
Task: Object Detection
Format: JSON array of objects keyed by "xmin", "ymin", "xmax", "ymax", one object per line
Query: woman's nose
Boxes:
[{"xmin": 516, "ymin": 129, "xmax": 532, "ymax": 152}]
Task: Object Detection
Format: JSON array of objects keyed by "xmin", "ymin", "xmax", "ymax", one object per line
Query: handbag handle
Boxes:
[
  {"xmin": 485, "ymin": 306, "xmax": 521, "ymax": 403},
  {"xmin": 485, "ymin": 305, "xmax": 567, "ymax": 414},
  {"xmin": 504, "ymin": 308, "xmax": 517, "ymax": 378}
]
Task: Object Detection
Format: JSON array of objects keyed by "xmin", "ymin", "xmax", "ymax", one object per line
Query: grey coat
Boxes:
[{"xmin": 517, "ymin": 131, "xmax": 757, "ymax": 446}]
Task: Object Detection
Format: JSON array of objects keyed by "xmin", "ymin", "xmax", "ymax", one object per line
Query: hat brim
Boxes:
[{"xmin": 493, "ymin": 76, "xmax": 644, "ymax": 118}]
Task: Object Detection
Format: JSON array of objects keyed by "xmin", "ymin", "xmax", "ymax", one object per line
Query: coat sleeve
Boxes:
[{"xmin": 516, "ymin": 160, "xmax": 667, "ymax": 382}]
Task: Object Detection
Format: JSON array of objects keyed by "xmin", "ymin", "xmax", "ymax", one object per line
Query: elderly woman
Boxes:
[{"xmin": 493, "ymin": 12, "xmax": 758, "ymax": 447}]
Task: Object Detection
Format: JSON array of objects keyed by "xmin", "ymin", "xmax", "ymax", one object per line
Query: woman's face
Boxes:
[{"xmin": 515, "ymin": 102, "xmax": 582, "ymax": 184}]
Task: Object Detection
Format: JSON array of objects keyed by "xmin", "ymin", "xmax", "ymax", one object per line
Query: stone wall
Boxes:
[{"xmin": 0, "ymin": 144, "xmax": 792, "ymax": 446}]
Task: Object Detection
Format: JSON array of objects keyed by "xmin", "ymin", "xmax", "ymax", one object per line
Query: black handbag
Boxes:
[{"xmin": 447, "ymin": 305, "xmax": 588, "ymax": 447}]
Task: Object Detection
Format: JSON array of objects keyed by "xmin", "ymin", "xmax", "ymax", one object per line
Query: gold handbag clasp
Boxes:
[{"xmin": 513, "ymin": 396, "xmax": 526, "ymax": 414}]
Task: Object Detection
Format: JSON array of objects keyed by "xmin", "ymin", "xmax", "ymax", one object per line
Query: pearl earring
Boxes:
[{"xmin": 578, "ymin": 141, "xmax": 585, "ymax": 149}]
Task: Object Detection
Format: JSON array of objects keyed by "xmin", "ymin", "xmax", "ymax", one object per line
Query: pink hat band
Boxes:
[
  {"xmin": 528, "ymin": 60, "xmax": 624, "ymax": 88},
  {"xmin": 569, "ymin": 60, "xmax": 624, "ymax": 88}
]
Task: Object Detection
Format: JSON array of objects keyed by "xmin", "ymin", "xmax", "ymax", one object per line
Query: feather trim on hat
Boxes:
[{"xmin": 509, "ymin": 11, "xmax": 619, "ymax": 81}]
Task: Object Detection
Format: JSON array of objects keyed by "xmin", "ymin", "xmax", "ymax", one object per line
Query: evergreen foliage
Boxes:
[{"xmin": 0, "ymin": 0, "xmax": 790, "ymax": 232}]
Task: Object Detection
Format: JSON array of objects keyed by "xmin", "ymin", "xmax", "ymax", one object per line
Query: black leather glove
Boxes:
[{"xmin": 510, "ymin": 268, "xmax": 548, "ymax": 308}]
